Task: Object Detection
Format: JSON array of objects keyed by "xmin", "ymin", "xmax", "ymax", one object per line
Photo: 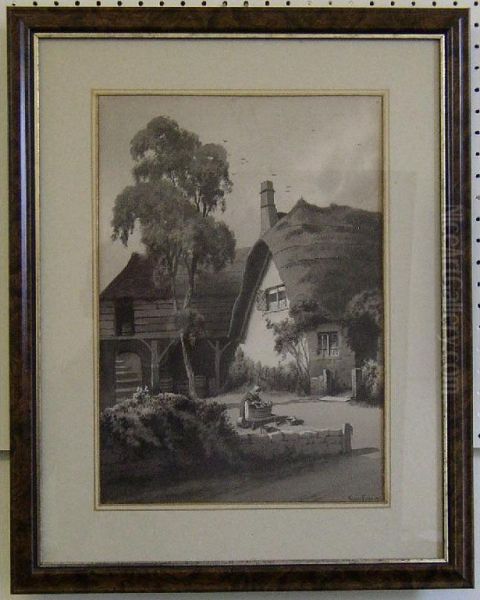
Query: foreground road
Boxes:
[{"xmin": 106, "ymin": 448, "xmax": 383, "ymax": 504}]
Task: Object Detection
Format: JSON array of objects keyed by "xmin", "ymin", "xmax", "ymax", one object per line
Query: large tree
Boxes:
[{"xmin": 111, "ymin": 117, "xmax": 235, "ymax": 398}]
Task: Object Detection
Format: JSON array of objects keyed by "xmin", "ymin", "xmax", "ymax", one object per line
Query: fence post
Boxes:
[
  {"xmin": 343, "ymin": 422, "xmax": 353, "ymax": 453},
  {"xmin": 351, "ymin": 368, "xmax": 362, "ymax": 398}
]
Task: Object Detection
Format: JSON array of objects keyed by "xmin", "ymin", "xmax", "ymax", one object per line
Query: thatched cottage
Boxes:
[
  {"xmin": 230, "ymin": 181, "xmax": 382, "ymax": 394},
  {"xmin": 99, "ymin": 180, "xmax": 381, "ymax": 407}
]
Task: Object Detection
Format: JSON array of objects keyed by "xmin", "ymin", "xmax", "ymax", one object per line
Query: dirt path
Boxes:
[{"xmin": 105, "ymin": 449, "xmax": 383, "ymax": 504}]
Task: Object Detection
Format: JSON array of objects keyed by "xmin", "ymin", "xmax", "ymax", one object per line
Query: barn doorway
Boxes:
[{"xmin": 115, "ymin": 351, "xmax": 143, "ymax": 401}]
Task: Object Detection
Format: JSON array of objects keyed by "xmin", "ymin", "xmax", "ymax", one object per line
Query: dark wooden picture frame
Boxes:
[{"xmin": 8, "ymin": 6, "xmax": 473, "ymax": 593}]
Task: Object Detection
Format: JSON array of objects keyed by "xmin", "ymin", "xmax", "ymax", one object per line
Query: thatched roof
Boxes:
[
  {"xmin": 229, "ymin": 199, "xmax": 382, "ymax": 340},
  {"xmin": 101, "ymin": 248, "xmax": 250, "ymax": 338},
  {"xmin": 101, "ymin": 199, "xmax": 382, "ymax": 342}
]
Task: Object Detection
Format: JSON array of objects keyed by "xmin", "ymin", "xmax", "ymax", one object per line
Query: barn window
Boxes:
[
  {"xmin": 265, "ymin": 284, "xmax": 288, "ymax": 312},
  {"xmin": 115, "ymin": 298, "xmax": 134, "ymax": 336},
  {"xmin": 317, "ymin": 332, "xmax": 339, "ymax": 358}
]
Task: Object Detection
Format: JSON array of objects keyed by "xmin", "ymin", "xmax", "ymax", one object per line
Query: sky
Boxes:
[{"xmin": 98, "ymin": 94, "xmax": 383, "ymax": 289}]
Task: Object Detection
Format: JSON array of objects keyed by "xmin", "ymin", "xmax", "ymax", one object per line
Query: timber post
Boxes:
[{"xmin": 150, "ymin": 339, "xmax": 159, "ymax": 391}]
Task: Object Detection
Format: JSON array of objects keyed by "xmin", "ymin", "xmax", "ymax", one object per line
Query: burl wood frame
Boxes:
[{"xmin": 8, "ymin": 6, "xmax": 473, "ymax": 593}]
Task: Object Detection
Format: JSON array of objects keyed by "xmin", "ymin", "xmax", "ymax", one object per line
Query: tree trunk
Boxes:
[
  {"xmin": 178, "ymin": 256, "xmax": 199, "ymax": 399},
  {"xmin": 214, "ymin": 340, "xmax": 221, "ymax": 394},
  {"xmin": 180, "ymin": 332, "xmax": 197, "ymax": 400}
]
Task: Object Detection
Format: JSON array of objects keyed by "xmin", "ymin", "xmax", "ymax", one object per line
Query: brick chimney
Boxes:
[{"xmin": 260, "ymin": 180, "xmax": 278, "ymax": 235}]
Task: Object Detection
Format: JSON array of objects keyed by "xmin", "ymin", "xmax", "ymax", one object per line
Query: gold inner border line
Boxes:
[
  {"xmin": 36, "ymin": 32, "xmax": 445, "ymax": 40},
  {"xmin": 92, "ymin": 88, "xmax": 391, "ymax": 513},
  {"xmin": 33, "ymin": 33, "xmax": 448, "ymax": 565}
]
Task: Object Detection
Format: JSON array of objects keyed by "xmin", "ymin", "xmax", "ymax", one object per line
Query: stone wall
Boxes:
[{"xmin": 238, "ymin": 424, "xmax": 352, "ymax": 461}]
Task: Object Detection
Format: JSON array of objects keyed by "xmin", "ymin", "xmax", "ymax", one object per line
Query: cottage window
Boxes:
[
  {"xmin": 317, "ymin": 332, "xmax": 339, "ymax": 358},
  {"xmin": 265, "ymin": 284, "xmax": 288, "ymax": 312},
  {"xmin": 115, "ymin": 298, "xmax": 134, "ymax": 336}
]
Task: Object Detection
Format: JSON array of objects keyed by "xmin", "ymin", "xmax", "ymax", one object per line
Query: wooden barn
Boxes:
[{"xmin": 99, "ymin": 248, "xmax": 249, "ymax": 409}]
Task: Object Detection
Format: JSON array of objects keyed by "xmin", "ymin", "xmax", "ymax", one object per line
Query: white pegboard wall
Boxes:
[
  {"xmin": 2, "ymin": 0, "xmax": 476, "ymax": 10},
  {"xmin": 473, "ymin": 0, "xmax": 480, "ymax": 447},
  {"xmin": 3, "ymin": 0, "xmax": 479, "ymax": 447}
]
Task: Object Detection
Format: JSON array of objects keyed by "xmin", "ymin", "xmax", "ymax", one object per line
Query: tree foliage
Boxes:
[
  {"xmin": 289, "ymin": 298, "xmax": 330, "ymax": 332},
  {"xmin": 111, "ymin": 116, "xmax": 236, "ymax": 397},
  {"xmin": 128, "ymin": 116, "xmax": 232, "ymax": 216},
  {"xmin": 344, "ymin": 288, "xmax": 382, "ymax": 366},
  {"xmin": 266, "ymin": 318, "xmax": 311, "ymax": 395}
]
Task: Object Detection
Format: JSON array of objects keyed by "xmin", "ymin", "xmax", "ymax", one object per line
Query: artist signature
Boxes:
[{"xmin": 348, "ymin": 495, "xmax": 381, "ymax": 502}]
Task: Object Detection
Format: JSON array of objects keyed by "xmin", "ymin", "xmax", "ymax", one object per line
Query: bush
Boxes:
[
  {"xmin": 225, "ymin": 348, "xmax": 298, "ymax": 393},
  {"xmin": 226, "ymin": 348, "xmax": 255, "ymax": 390},
  {"xmin": 344, "ymin": 288, "xmax": 382, "ymax": 365},
  {"xmin": 357, "ymin": 359, "xmax": 384, "ymax": 406},
  {"xmin": 100, "ymin": 388, "xmax": 242, "ymax": 479}
]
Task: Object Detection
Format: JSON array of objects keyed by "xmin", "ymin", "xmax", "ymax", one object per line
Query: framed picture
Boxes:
[{"xmin": 8, "ymin": 6, "xmax": 473, "ymax": 593}]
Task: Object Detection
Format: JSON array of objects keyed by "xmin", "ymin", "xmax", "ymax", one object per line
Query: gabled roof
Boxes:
[
  {"xmin": 101, "ymin": 248, "xmax": 250, "ymax": 339},
  {"xmin": 229, "ymin": 199, "xmax": 382, "ymax": 340}
]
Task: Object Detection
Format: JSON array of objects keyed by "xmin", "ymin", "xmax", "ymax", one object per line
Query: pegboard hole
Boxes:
[
  {"xmin": 138, "ymin": 0, "xmax": 143, "ymax": 5},
  {"xmin": 75, "ymin": 0, "xmax": 80, "ymax": 5}
]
